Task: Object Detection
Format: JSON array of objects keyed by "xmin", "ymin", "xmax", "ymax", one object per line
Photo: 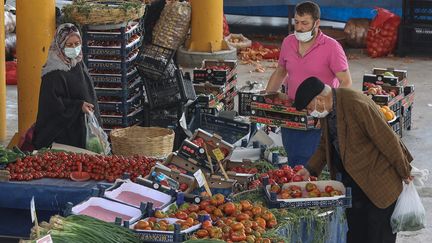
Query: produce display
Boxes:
[
  {"xmin": 274, "ymin": 182, "xmax": 343, "ymax": 199},
  {"xmin": 133, "ymin": 217, "xmax": 200, "ymax": 231},
  {"xmin": 154, "ymin": 194, "xmax": 278, "ymax": 242},
  {"xmin": 5, "ymin": 151, "xmax": 159, "ymax": 182},
  {"xmin": 240, "ymin": 42, "xmax": 280, "ymax": 61},
  {"xmin": 364, "ymin": 82, "xmax": 399, "ymax": 97},
  {"xmin": 0, "ymin": 145, "xmax": 25, "ymax": 164},
  {"xmin": 30, "ymin": 215, "xmax": 139, "ymax": 243},
  {"xmin": 379, "ymin": 105, "xmax": 396, "ymax": 122},
  {"xmin": 259, "ymin": 165, "xmax": 317, "ymax": 185}
]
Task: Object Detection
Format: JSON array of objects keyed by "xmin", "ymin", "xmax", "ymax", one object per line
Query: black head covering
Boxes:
[{"xmin": 294, "ymin": 77, "xmax": 325, "ymax": 111}]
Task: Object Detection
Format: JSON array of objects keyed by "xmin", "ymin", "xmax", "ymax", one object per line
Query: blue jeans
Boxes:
[{"xmin": 281, "ymin": 128, "xmax": 322, "ymax": 167}]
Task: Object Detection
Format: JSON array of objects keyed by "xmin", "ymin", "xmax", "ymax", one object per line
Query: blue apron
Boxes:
[{"xmin": 281, "ymin": 128, "xmax": 321, "ymax": 167}]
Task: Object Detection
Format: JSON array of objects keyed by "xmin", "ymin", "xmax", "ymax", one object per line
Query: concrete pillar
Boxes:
[
  {"xmin": 15, "ymin": 0, "xmax": 55, "ymax": 136},
  {"xmin": 188, "ymin": 0, "xmax": 224, "ymax": 52}
]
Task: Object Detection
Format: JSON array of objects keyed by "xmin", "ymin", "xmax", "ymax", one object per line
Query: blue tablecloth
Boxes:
[
  {"xmin": 0, "ymin": 179, "xmax": 98, "ymax": 238},
  {"xmin": 277, "ymin": 207, "xmax": 348, "ymax": 243}
]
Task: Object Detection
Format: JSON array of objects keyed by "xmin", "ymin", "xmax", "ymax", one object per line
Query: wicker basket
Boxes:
[
  {"xmin": 63, "ymin": 0, "xmax": 145, "ymax": 25},
  {"xmin": 110, "ymin": 126, "xmax": 174, "ymax": 157}
]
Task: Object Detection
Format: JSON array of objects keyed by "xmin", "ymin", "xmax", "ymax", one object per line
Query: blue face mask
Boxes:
[{"xmin": 64, "ymin": 45, "xmax": 81, "ymax": 59}]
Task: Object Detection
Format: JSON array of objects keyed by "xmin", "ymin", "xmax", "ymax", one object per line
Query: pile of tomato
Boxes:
[
  {"xmin": 6, "ymin": 151, "xmax": 159, "ymax": 182},
  {"xmin": 153, "ymin": 194, "xmax": 278, "ymax": 242}
]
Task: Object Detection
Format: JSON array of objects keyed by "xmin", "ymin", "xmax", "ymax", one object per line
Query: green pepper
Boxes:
[{"xmin": 0, "ymin": 157, "xmax": 8, "ymax": 163}]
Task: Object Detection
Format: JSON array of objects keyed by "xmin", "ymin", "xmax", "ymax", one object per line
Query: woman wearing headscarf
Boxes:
[{"xmin": 33, "ymin": 23, "xmax": 101, "ymax": 149}]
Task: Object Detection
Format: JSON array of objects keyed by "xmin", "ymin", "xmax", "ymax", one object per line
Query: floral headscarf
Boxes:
[{"xmin": 42, "ymin": 23, "xmax": 83, "ymax": 76}]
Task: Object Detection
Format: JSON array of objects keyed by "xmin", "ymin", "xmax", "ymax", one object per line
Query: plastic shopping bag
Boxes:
[
  {"xmin": 390, "ymin": 182, "xmax": 426, "ymax": 233},
  {"xmin": 85, "ymin": 112, "xmax": 110, "ymax": 155},
  {"xmin": 411, "ymin": 166, "xmax": 430, "ymax": 187}
]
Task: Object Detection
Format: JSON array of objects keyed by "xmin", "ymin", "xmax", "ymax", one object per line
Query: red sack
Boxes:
[
  {"xmin": 366, "ymin": 8, "xmax": 401, "ymax": 58},
  {"xmin": 223, "ymin": 14, "xmax": 230, "ymax": 37},
  {"xmin": 6, "ymin": 61, "xmax": 17, "ymax": 85},
  {"xmin": 18, "ymin": 124, "xmax": 35, "ymax": 152}
]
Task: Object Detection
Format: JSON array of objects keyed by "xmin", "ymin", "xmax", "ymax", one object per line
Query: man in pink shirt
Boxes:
[{"xmin": 265, "ymin": 1, "xmax": 352, "ymax": 166}]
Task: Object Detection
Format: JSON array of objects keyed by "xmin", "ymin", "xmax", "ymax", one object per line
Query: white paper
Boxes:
[
  {"xmin": 30, "ymin": 196, "xmax": 36, "ymax": 223},
  {"xmin": 36, "ymin": 234, "xmax": 53, "ymax": 243},
  {"xmin": 194, "ymin": 169, "xmax": 205, "ymax": 187},
  {"xmin": 229, "ymin": 148, "xmax": 261, "ymax": 162},
  {"xmin": 248, "ymin": 129, "xmax": 274, "ymax": 147}
]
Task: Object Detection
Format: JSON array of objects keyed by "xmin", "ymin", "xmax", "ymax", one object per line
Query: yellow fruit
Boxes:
[
  {"xmin": 382, "ymin": 106, "xmax": 391, "ymax": 112},
  {"xmin": 384, "ymin": 110, "xmax": 395, "ymax": 121},
  {"xmin": 368, "ymin": 87, "xmax": 377, "ymax": 95}
]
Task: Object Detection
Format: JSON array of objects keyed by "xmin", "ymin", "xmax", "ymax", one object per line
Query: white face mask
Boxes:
[
  {"xmin": 294, "ymin": 23, "xmax": 316, "ymax": 43},
  {"xmin": 64, "ymin": 45, "xmax": 81, "ymax": 59},
  {"xmin": 310, "ymin": 99, "xmax": 329, "ymax": 118}
]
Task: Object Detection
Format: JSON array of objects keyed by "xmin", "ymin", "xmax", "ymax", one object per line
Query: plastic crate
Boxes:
[
  {"xmin": 90, "ymin": 67, "xmax": 140, "ymax": 84},
  {"xmin": 193, "ymin": 78, "xmax": 237, "ymax": 96},
  {"xmin": 199, "ymin": 114, "xmax": 251, "ymax": 145},
  {"xmin": 390, "ymin": 116, "xmax": 403, "ymax": 137},
  {"xmin": 98, "ymin": 91, "xmax": 143, "ymax": 114},
  {"xmin": 135, "ymin": 43, "xmax": 176, "ymax": 80},
  {"xmin": 83, "ymin": 35, "xmax": 142, "ymax": 57},
  {"xmin": 363, "ymin": 73, "xmax": 402, "ymax": 88},
  {"xmin": 82, "ymin": 21, "xmax": 143, "ymax": 41},
  {"xmin": 193, "ymin": 59, "xmax": 237, "ymax": 85},
  {"xmin": 86, "ymin": 50, "xmax": 139, "ymax": 71},
  {"xmin": 262, "ymin": 179, "xmax": 352, "ymax": 209},
  {"xmin": 238, "ymin": 91, "xmax": 257, "ymax": 116},
  {"xmin": 403, "ymin": 0, "xmax": 432, "ymax": 24},
  {"xmin": 95, "ymin": 76, "xmax": 142, "ymax": 97},
  {"xmin": 101, "ymin": 108, "xmax": 143, "ymax": 126},
  {"xmin": 163, "ymin": 151, "xmax": 211, "ymax": 175},
  {"xmin": 251, "ymin": 109, "xmax": 318, "ymax": 130},
  {"xmin": 176, "ymin": 69, "xmax": 196, "ymax": 101},
  {"xmin": 143, "ymin": 77, "xmax": 182, "ymax": 109},
  {"xmin": 372, "ymin": 68, "xmax": 408, "ymax": 84},
  {"xmin": 142, "ymin": 105, "xmax": 180, "ymax": 128},
  {"xmin": 398, "ymin": 23, "xmax": 432, "ymax": 56},
  {"xmin": 403, "ymin": 105, "xmax": 413, "ymax": 130}
]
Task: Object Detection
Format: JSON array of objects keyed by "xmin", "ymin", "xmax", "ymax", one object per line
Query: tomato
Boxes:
[
  {"xmin": 230, "ymin": 231, "xmax": 247, "ymax": 242},
  {"xmin": 223, "ymin": 202, "xmax": 236, "ymax": 216},
  {"xmin": 274, "ymin": 169, "xmax": 285, "ymax": 178},
  {"xmin": 202, "ymin": 220, "xmax": 212, "ymax": 230},
  {"xmin": 255, "ymin": 217, "xmax": 266, "ymax": 229},
  {"xmin": 175, "ymin": 211, "xmax": 188, "ymax": 220},
  {"xmin": 208, "ymin": 226, "xmax": 223, "ymax": 239},
  {"xmin": 292, "ymin": 175, "xmax": 303, "ymax": 182},
  {"xmin": 240, "ymin": 200, "xmax": 253, "ymax": 211},
  {"xmin": 196, "ymin": 229, "xmax": 209, "ymax": 238},
  {"xmin": 236, "ymin": 213, "xmax": 250, "ymax": 222},
  {"xmin": 231, "ymin": 222, "xmax": 245, "ymax": 231},
  {"xmin": 325, "ymin": 185, "xmax": 334, "ymax": 193}
]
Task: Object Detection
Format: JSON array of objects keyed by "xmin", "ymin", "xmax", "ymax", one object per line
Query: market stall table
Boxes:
[{"xmin": 0, "ymin": 178, "xmax": 100, "ymax": 238}]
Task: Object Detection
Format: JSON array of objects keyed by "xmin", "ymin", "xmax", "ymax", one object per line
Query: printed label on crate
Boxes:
[
  {"xmin": 212, "ymin": 148, "xmax": 225, "ymax": 162},
  {"xmin": 136, "ymin": 232, "xmax": 173, "ymax": 242},
  {"xmin": 88, "ymin": 48, "xmax": 121, "ymax": 56}
]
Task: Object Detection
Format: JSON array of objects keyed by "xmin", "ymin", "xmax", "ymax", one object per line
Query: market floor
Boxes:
[{"xmin": 2, "ymin": 51, "xmax": 432, "ymax": 242}]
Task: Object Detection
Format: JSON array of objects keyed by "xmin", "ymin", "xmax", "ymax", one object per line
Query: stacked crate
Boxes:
[
  {"xmin": 189, "ymin": 60, "xmax": 238, "ymax": 120},
  {"xmin": 398, "ymin": 0, "xmax": 432, "ymax": 56},
  {"xmin": 249, "ymin": 93, "xmax": 318, "ymax": 131},
  {"xmin": 362, "ymin": 68, "xmax": 414, "ymax": 137},
  {"xmin": 135, "ymin": 44, "xmax": 196, "ymax": 128},
  {"xmin": 82, "ymin": 21, "xmax": 144, "ymax": 133}
]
